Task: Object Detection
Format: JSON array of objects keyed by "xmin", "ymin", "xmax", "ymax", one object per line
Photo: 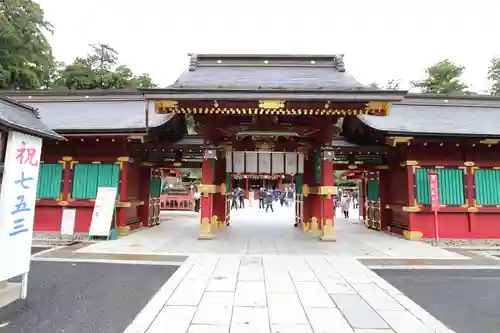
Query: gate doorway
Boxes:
[{"xmin": 226, "ymin": 173, "xmax": 297, "ymax": 228}]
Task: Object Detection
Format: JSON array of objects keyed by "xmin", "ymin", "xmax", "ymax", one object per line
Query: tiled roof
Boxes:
[
  {"xmin": 23, "ymin": 100, "xmax": 173, "ymax": 133},
  {"xmin": 172, "ymin": 54, "xmax": 365, "ymax": 90},
  {"xmin": 358, "ymin": 96, "xmax": 500, "ymax": 136},
  {"xmin": 0, "ymin": 97, "xmax": 63, "ymax": 140}
]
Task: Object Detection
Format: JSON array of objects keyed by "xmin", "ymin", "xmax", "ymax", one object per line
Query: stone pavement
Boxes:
[
  {"xmin": 73, "ymin": 203, "xmax": 465, "ymax": 332},
  {"xmin": 79, "ymin": 203, "xmax": 465, "ymax": 259},
  {"xmin": 125, "ymin": 255, "xmax": 455, "ymax": 333}
]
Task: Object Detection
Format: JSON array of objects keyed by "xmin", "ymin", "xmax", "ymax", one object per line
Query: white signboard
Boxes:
[
  {"xmin": 60, "ymin": 208, "xmax": 76, "ymax": 236},
  {"xmin": 88, "ymin": 187, "xmax": 118, "ymax": 237},
  {"xmin": 0, "ymin": 131, "xmax": 43, "ymax": 282}
]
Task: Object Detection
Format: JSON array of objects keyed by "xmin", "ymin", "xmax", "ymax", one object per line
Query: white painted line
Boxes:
[
  {"xmin": 357, "ymin": 256, "xmax": 470, "ymax": 260},
  {"xmin": 31, "ymin": 257, "xmax": 184, "ymax": 266},
  {"xmin": 123, "ymin": 256, "xmax": 198, "ymax": 333},
  {"xmin": 367, "ymin": 265, "xmax": 500, "ymax": 270}
]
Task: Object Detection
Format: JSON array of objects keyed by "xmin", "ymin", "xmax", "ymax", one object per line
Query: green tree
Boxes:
[
  {"xmin": 411, "ymin": 59, "xmax": 468, "ymax": 94},
  {"xmin": 55, "ymin": 43, "xmax": 157, "ymax": 89},
  {"xmin": 367, "ymin": 79, "xmax": 400, "ymax": 90},
  {"xmin": 488, "ymin": 56, "xmax": 500, "ymax": 95},
  {"xmin": 0, "ymin": 0, "xmax": 55, "ymax": 89}
]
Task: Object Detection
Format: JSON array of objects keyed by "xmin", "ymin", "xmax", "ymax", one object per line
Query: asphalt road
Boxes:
[
  {"xmin": 31, "ymin": 246, "xmax": 49, "ymax": 255},
  {"xmin": 376, "ymin": 269, "xmax": 500, "ymax": 333},
  {"xmin": 0, "ymin": 261, "xmax": 177, "ymax": 333}
]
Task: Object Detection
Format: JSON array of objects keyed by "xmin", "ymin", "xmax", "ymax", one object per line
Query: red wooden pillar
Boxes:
[
  {"xmin": 302, "ymin": 148, "xmax": 315, "ymax": 231},
  {"xmin": 116, "ymin": 156, "xmax": 132, "ymax": 228},
  {"xmin": 213, "ymin": 158, "xmax": 226, "ymax": 228},
  {"xmin": 465, "ymin": 163, "xmax": 476, "ymax": 234},
  {"xmin": 199, "ymin": 158, "xmax": 215, "ymax": 239},
  {"xmin": 60, "ymin": 156, "xmax": 73, "ymax": 201},
  {"xmin": 320, "ymin": 158, "xmax": 335, "ymax": 241},
  {"xmin": 320, "ymin": 123, "xmax": 335, "ymax": 241},
  {"xmin": 404, "ymin": 161, "xmax": 420, "ymax": 240},
  {"xmin": 245, "ymin": 176, "xmax": 249, "ymax": 199},
  {"xmin": 139, "ymin": 165, "xmax": 152, "ymax": 227},
  {"xmin": 379, "ymin": 169, "xmax": 390, "ymax": 231}
]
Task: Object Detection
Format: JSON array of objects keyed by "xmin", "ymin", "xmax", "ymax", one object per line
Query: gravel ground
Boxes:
[{"xmin": 0, "ymin": 261, "xmax": 177, "ymax": 333}]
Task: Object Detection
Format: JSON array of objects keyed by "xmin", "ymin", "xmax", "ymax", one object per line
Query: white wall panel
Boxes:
[
  {"xmin": 246, "ymin": 152, "xmax": 258, "ymax": 173},
  {"xmin": 271, "ymin": 152, "xmax": 285, "ymax": 174},
  {"xmin": 233, "ymin": 151, "xmax": 245, "ymax": 173},
  {"xmin": 259, "ymin": 152, "xmax": 271, "ymax": 173}
]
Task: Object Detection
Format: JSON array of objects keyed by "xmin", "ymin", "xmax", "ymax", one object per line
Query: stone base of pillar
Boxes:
[
  {"xmin": 309, "ymin": 217, "xmax": 320, "ymax": 232},
  {"xmin": 320, "ymin": 218, "xmax": 336, "ymax": 242},
  {"xmin": 198, "ymin": 217, "xmax": 215, "ymax": 240}
]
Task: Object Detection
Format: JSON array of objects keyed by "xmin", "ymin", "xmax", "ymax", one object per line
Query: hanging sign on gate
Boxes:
[{"xmin": 429, "ymin": 172, "xmax": 440, "ymax": 211}]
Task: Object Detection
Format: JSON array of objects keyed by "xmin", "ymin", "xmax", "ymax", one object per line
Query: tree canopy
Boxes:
[
  {"xmin": 53, "ymin": 43, "xmax": 157, "ymax": 89},
  {"xmin": 411, "ymin": 59, "xmax": 468, "ymax": 94},
  {"xmin": 488, "ymin": 57, "xmax": 500, "ymax": 96},
  {"xmin": 0, "ymin": 1, "xmax": 156, "ymax": 90},
  {"xmin": 0, "ymin": 0, "xmax": 55, "ymax": 89},
  {"xmin": 368, "ymin": 79, "xmax": 400, "ymax": 90}
]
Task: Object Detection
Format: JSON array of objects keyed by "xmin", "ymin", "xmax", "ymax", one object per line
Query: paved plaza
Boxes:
[
  {"xmin": 78, "ymin": 203, "xmax": 465, "ymax": 259},
  {"xmin": 10, "ymin": 203, "xmax": 487, "ymax": 332},
  {"xmin": 125, "ymin": 255, "xmax": 455, "ymax": 333},
  {"xmin": 98, "ymin": 203, "xmax": 459, "ymax": 333}
]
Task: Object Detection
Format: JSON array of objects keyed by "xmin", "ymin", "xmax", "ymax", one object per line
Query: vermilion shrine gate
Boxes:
[{"xmin": 4, "ymin": 53, "xmax": 500, "ymax": 241}]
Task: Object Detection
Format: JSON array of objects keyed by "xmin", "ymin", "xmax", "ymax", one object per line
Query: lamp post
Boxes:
[
  {"xmin": 321, "ymin": 145, "xmax": 336, "ymax": 161},
  {"xmin": 203, "ymin": 144, "xmax": 218, "ymax": 160}
]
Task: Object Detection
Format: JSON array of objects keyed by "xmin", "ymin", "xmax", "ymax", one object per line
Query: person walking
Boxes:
[
  {"xmin": 340, "ymin": 193, "xmax": 351, "ymax": 218},
  {"xmin": 259, "ymin": 187, "xmax": 265, "ymax": 209},
  {"xmin": 238, "ymin": 187, "xmax": 245, "ymax": 208},
  {"xmin": 193, "ymin": 189, "xmax": 201, "ymax": 212},
  {"xmin": 231, "ymin": 189, "xmax": 239, "ymax": 210},
  {"xmin": 279, "ymin": 190, "xmax": 286, "ymax": 206},
  {"xmin": 265, "ymin": 188, "xmax": 274, "ymax": 212}
]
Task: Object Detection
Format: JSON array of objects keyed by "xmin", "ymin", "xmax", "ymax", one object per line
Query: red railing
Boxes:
[{"xmin": 160, "ymin": 194, "xmax": 195, "ymax": 211}]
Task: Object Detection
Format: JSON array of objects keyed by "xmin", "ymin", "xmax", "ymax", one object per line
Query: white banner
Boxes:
[
  {"xmin": 285, "ymin": 152, "xmax": 298, "ymax": 174},
  {"xmin": 271, "ymin": 152, "xmax": 285, "ymax": 174},
  {"xmin": 259, "ymin": 152, "xmax": 271, "ymax": 173},
  {"xmin": 89, "ymin": 187, "xmax": 118, "ymax": 237},
  {"xmin": 298, "ymin": 153, "xmax": 305, "ymax": 173},
  {"xmin": 0, "ymin": 131, "xmax": 43, "ymax": 282},
  {"xmin": 232, "ymin": 152, "xmax": 245, "ymax": 173},
  {"xmin": 225, "ymin": 151, "xmax": 232, "ymax": 172},
  {"xmin": 245, "ymin": 152, "xmax": 258, "ymax": 173}
]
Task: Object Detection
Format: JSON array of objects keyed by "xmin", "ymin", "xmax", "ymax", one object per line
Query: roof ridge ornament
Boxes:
[
  {"xmin": 332, "ymin": 54, "xmax": 345, "ymax": 72},
  {"xmin": 188, "ymin": 53, "xmax": 199, "ymax": 71}
]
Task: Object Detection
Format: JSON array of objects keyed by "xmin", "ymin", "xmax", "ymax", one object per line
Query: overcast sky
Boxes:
[{"xmin": 38, "ymin": 0, "xmax": 498, "ymax": 92}]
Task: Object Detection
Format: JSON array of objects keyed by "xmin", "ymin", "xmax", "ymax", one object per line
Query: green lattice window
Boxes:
[
  {"xmin": 37, "ymin": 163, "xmax": 63, "ymax": 199},
  {"xmin": 415, "ymin": 168, "xmax": 465, "ymax": 205},
  {"xmin": 474, "ymin": 169, "xmax": 500, "ymax": 205},
  {"xmin": 72, "ymin": 164, "xmax": 120, "ymax": 199},
  {"xmin": 295, "ymin": 174, "xmax": 303, "ymax": 195},
  {"xmin": 150, "ymin": 176, "xmax": 162, "ymax": 198},
  {"xmin": 366, "ymin": 179, "xmax": 380, "ymax": 201}
]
